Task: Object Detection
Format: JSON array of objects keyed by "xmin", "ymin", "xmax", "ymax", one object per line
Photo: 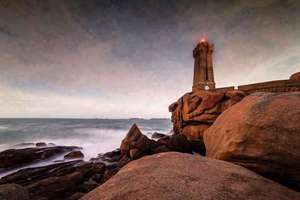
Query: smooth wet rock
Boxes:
[
  {"xmin": 0, "ymin": 160, "xmax": 106, "ymax": 200},
  {"xmin": 92, "ymin": 149, "xmax": 123, "ymax": 164},
  {"xmin": 0, "ymin": 184, "xmax": 29, "ymax": 200},
  {"xmin": 0, "ymin": 160, "xmax": 84, "ymax": 185},
  {"xmin": 64, "ymin": 151, "xmax": 84, "ymax": 160},
  {"xmin": 100, "ymin": 149, "xmax": 122, "ymax": 162},
  {"xmin": 81, "ymin": 152, "xmax": 300, "ymax": 200},
  {"xmin": 27, "ymin": 171, "xmax": 84, "ymax": 200},
  {"xmin": 0, "ymin": 146, "xmax": 80, "ymax": 170},
  {"xmin": 151, "ymin": 132, "xmax": 167, "ymax": 139},
  {"xmin": 204, "ymin": 92, "xmax": 300, "ymax": 191}
]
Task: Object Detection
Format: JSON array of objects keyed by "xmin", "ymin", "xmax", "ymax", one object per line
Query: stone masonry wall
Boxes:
[{"xmin": 211, "ymin": 72, "xmax": 300, "ymax": 94}]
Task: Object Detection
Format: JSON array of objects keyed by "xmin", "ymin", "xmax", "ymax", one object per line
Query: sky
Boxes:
[{"xmin": 0, "ymin": 0, "xmax": 299, "ymax": 118}]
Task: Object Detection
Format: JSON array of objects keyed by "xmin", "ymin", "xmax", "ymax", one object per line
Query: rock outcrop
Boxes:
[
  {"xmin": 120, "ymin": 124, "xmax": 159, "ymax": 159},
  {"xmin": 204, "ymin": 92, "xmax": 300, "ymax": 191},
  {"xmin": 120, "ymin": 124, "xmax": 198, "ymax": 158},
  {"xmin": 0, "ymin": 146, "xmax": 138, "ymax": 200},
  {"xmin": 0, "ymin": 160, "xmax": 106, "ymax": 200},
  {"xmin": 80, "ymin": 152, "xmax": 300, "ymax": 200},
  {"xmin": 0, "ymin": 145, "xmax": 81, "ymax": 170},
  {"xmin": 169, "ymin": 90, "xmax": 245, "ymax": 145}
]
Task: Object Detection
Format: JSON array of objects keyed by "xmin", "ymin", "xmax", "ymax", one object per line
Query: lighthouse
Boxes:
[{"xmin": 192, "ymin": 38, "xmax": 215, "ymax": 91}]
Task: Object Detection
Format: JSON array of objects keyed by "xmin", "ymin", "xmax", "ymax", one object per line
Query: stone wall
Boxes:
[
  {"xmin": 212, "ymin": 72, "xmax": 300, "ymax": 94},
  {"xmin": 238, "ymin": 79, "xmax": 300, "ymax": 94}
]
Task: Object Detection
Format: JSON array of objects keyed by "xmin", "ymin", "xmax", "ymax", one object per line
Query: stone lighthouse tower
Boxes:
[{"xmin": 192, "ymin": 39, "xmax": 215, "ymax": 91}]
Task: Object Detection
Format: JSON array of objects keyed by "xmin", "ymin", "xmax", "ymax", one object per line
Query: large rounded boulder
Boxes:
[
  {"xmin": 204, "ymin": 92, "xmax": 300, "ymax": 191},
  {"xmin": 80, "ymin": 152, "xmax": 299, "ymax": 200}
]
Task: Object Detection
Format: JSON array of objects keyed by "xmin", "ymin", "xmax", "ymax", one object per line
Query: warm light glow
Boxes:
[{"xmin": 199, "ymin": 37, "xmax": 208, "ymax": 43}]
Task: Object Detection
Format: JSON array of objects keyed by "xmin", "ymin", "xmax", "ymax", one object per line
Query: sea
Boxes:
[{"xmin": 0, "ymin": 118, "xmax": 172, "ymax": 159}]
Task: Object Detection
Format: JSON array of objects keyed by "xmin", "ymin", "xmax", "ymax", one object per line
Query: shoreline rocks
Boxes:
[
  {"xmin": 2, "ymin": 89, "xmax": 300, "ymax": 199},
  {"xmin": 80, "ymin": 152, "xmax": 300, "ymax": 200},
  {"xmin": 0, "ymin": 145, "xmax": 81, "ymax": 171},
  {"xmin": 120, "ymin": 124, "xmax": 202, "ymax": 159},
  {"xmin": 120, "ymin": 124, "xmax": 159, "ymax": 159},
  {"xmin": 0, "ymin": 144, "xmax": 122, "ymax": 200},
  {"xmin": 0, "ymin": 156, "xmax": 109, "ymax": 199}
]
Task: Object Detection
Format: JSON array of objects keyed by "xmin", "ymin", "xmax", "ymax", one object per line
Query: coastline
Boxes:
[{"xmin": 1, "ymin": 91, "xmax": 300, "ymax": 199}]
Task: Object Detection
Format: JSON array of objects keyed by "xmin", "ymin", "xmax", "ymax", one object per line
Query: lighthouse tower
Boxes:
[{"xmin": 192, "ymin": 38, "xmax": 215, "ymax": 91}]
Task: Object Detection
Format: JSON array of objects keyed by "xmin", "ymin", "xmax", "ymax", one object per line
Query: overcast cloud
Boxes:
[{"xmin": 0, "ymin": 0, "xmax": 299, "ymax": 118}]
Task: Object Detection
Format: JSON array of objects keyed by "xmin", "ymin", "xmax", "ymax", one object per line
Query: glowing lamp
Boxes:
[{"xmin": 200, "ymin": 38, "xmax": 207, "ymax": 43}]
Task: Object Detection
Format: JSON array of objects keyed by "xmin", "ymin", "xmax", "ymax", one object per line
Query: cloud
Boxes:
[
  {"xmin": 0, "ymin": 0, "xmax": 299, "ymax": 118},
  {"xmin": 0, "ymin": 83, "xmax": 177, "ymax": 118}
]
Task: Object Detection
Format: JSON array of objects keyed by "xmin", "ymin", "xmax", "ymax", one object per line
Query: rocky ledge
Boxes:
[
  {"xmin": 0, "ymin": 144, "xmax": 80, "ymax": 171},
  {"xmin": 0, "ymin": 143, "xmax": 126, "ymax": 200},
  {"xmin": 0, "ymin": 160, "xmax": 105, "ymax": 200}
]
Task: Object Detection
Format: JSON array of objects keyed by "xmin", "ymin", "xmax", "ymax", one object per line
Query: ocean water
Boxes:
[{"xmin": 0, "ymin": 118, "xmax": 172, "ymax": 159}]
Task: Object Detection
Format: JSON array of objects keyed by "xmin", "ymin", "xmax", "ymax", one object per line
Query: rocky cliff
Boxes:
[{"xmin": 169, "ymin": 90, "xmax": 245, "ymax": 142}]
